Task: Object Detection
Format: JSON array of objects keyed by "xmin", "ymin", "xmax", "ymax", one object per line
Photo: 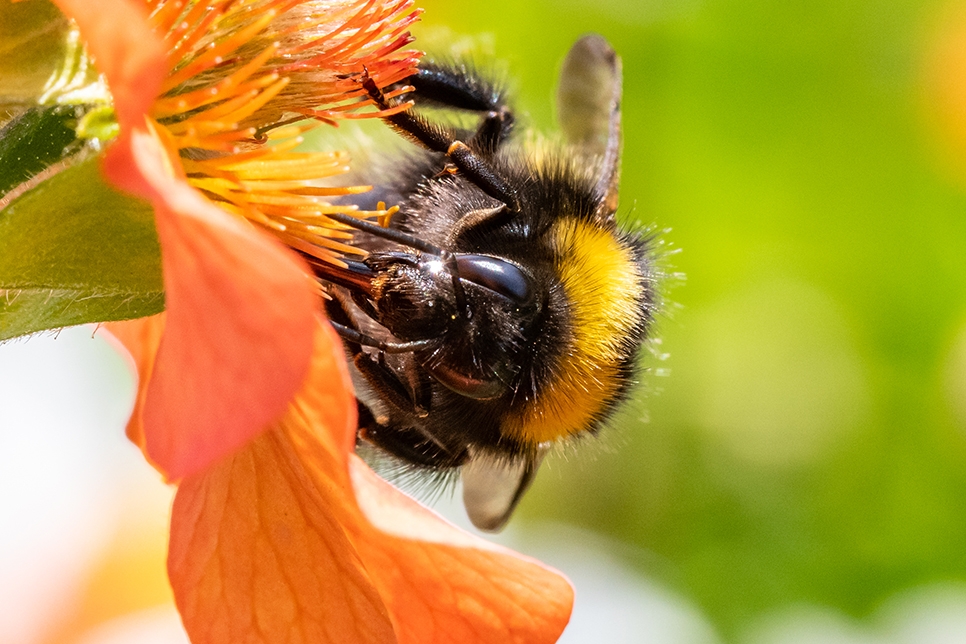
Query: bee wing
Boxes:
[
  {"xmin": 556, "ymin": 34, "xmax": 623, "ymax": 222},
  {"xmin": 461, "ymin": 445, "xmax": 549, "ymax": 532}
]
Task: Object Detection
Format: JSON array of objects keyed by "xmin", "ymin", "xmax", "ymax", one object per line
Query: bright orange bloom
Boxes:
[
  {"xmin": 146, "ymin": 319, "xmax": 572, "ymax": 644},
  {"xmin": 54, "ymin": 0, "xmax": 417, "ymax": 479},
  {"xmin": 47, "ymin": 0, "xmax": 574, "ymax": 642}
]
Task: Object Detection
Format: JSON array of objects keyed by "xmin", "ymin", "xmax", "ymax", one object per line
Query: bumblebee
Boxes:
[{"xmin": 306, "ymin": 35, "xmax": 657, "ymax": 531}]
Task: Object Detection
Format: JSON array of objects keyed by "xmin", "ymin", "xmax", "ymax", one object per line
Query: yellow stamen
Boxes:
[{"xmin": 144, "ymin": 0, "xmax": 421, "ymax": 265}]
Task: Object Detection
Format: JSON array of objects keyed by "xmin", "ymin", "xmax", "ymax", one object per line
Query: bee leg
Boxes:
[
  {"xmin": 405, "ymin": 63, "xmax": 510, "ymax": 113},
  {"xmin": 361, "ymin": 420, "xmax": 468, "ymax": 469},
  {"xmin": 352, "ymin": 360, "xmax": 460, "ymax": 467},
  {"xmin": 355, "ymin": 401, "xmax": 380, "ymax": 436},
  {"xmin": 326, "ymin": 294, "xmax": 425, "ymax": 419},
  {"xmin": 360, "ymin": 71, "xmax": 520, "ymax": 211},
  {"xmin": 330, "ymin": 321, "xmax": 435, "ymax": 354},
  {"xmin": 324, "ymin": 290, "xmax": 363, "ymax": 354},
  {"xmin": 403, "ymin": 64, "xmax": 515, "ymax": 152},
  {"xmin": 353, "ymin": 352, "xmax": 429, "ymax": 418},
  {"xmin": 470, "ymin": 107, "xmax": 513, "ymax": 154},
  {"xmin": 444, "ymin": 141, "xmax": 520, "ymax": 211},
  {"xmin": 325, "ymin": 289, "xmax": 436, "ymax": 353},
  {"xmin": 409, "ymin": 363, "xmax": 433, "ymax": 418},
  {"xmin": 355, "ymin": 403, "xmax": 450, "ymax": 466}
]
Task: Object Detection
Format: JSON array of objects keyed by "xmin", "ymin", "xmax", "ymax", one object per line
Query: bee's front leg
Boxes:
[{"xmin": 358, "ymin": 68, "xmax": 520, "ymax": 211}]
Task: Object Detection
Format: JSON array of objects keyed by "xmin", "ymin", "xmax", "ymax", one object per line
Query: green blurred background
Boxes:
[{"xmin": 412, "ymin": 0, "xmax": 966, "ymax": 639}]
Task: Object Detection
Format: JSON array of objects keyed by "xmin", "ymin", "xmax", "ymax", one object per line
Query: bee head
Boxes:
[{"xmin": 365, "ymin": 250, "xmax": 544, "ymax": 400}]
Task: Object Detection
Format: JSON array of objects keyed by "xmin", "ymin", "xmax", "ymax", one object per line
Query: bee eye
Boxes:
[{"xmin": 455, "ymin": 254, "xmax": 533, "ymax": 304}]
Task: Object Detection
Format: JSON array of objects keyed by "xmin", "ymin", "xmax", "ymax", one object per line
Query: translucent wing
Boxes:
[
  {"xmin": 461, "ymin": 446, "xmax": 549, "ymax": 532},
  {"xmin": 556, "ymin": 34, "xmax": 623, "ymax": 221}
]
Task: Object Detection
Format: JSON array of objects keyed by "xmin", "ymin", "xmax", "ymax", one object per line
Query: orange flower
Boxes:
[
  {"xmin": 46, "ymin": 0, "xmax": 574, "ymax": 642},
  {"xmin": 55, "ymin": 0, "xmax": 418, "ymax": 479},
  {"xmin": 115, "ymin": 318, "xmax": 574, "ymax": 644}
]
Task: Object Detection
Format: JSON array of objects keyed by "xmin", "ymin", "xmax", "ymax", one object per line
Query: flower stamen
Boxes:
[{"xmin": 137, "ymin": 0, "xmax": 421, "ymax": 265}]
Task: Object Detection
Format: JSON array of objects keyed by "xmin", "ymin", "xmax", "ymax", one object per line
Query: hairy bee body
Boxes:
[{"xmin": 311, "ymin": 35, "xmax": 657, "ymax": 530}]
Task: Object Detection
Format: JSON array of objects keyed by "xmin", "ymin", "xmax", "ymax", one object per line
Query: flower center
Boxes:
[{"xmin": 145, "ymin": 0, "xmax": 421, "ymax": 264}]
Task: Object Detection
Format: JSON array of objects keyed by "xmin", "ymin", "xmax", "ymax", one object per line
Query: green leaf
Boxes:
[
  {"xmin": 0, "ymin": 158, "xmax": 164, "ymax": 341},
  {"xmin": 0, "ymin": 105, "xmax": 81, "ymax": 198},
  {"xmin": 0, "ymin": 0, "xmax": 70, "ymax": 106}
]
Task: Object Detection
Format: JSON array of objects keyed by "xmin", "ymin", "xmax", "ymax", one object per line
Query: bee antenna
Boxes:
[{"xmin": 326, "ymin": 212, "xmax": 445, "ymax": 255}]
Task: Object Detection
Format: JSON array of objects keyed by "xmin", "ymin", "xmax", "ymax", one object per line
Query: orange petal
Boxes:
[
  {"xmin": 347, "ymin": 459, "xmax": 574, "ymax": 644},
  {"xmin": 51, "ymin": 0, "xmax": 165, "ymax": 126},
  {"xmin": 169, "ymin": 323, "xmax": 396, "ymax": 644},
  {"xmin": 102, "ymin": 315, "xmax": 167, "ymax": 457},
  {"xmin": 106, "ymin": 128, "xmax": 318, "ymax": 479},
  {"xmin": 57, "ymin": 1, "xmax": 319, "ymax": 478},
  {"xmin": 169, "ymin": 322, "xmax": 573, "ymax": 644},
  {"xmin": 169, "ymin": 429, "xmax": 399, "ymax": 644}
]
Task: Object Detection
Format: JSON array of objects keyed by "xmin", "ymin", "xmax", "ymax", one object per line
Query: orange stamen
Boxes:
[{"xmin": 141, "ymin": 0, "xmax": 421, "ymax": 265}]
